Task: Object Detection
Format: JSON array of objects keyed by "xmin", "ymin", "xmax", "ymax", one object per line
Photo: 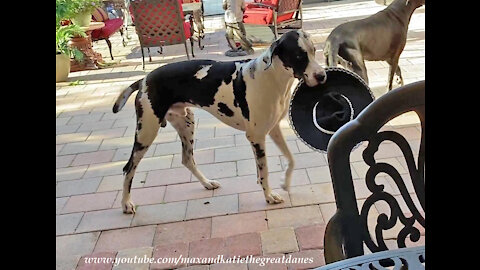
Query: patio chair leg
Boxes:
[
  {"xmin": 120, "ymin": 27, "xmax": 127, "ymax": 47},
  {"xmin": 190, "ymin": 38, "xmax": 195, "ymax": 58},
  {"xmin": 124, "ymin": 8, "xmax": 131, "ymax": 39},
  {"xmin": 269, "ymin": 26, "xmax": 278, "ymax": 40},
  {"xmin": 184, "ymin": 42, "xmax": 190, "ymax": 60},
  {"xmin": 147, "ymin": 48, "xmax": 152, "ymax": 62},
  {"xmin": 272, "ymin": 13, "xmax": 279, "ymax": 39},
  {"xmin": 105, "ymin": 38, "xmax": 114, "ymax": 60},
  {"xmin": 299, "ymin": 5, "xmax": 303, "ymax": 30},
  {"xmin": 141, "ymin": 46, "xmax": 145, "ymax": 70}
]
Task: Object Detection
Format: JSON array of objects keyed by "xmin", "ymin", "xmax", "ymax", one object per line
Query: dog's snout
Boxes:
[{"xmin": 314, "ymin": 72, "xmax": 327, "ymax": 84}]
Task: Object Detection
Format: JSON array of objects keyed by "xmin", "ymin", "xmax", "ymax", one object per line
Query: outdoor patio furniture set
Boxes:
[
  {"xmin": 76, "ymin": 0, "xmax": 304, "ymax": 70},
  {"xmin": 64, "ymin": 1, "xmax": 425, "ymax": 268}
]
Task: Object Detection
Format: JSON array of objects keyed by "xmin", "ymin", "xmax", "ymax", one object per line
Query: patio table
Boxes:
[
  {"xmin": 69, "ymin": 22, "xmax": 106, "ymax": 72},
  {"xmin": 182, "ymin": 2, "xmax": 205, "ymax": 49}
]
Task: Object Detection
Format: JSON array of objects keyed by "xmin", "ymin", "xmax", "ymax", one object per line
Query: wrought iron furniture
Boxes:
[
  {"xmin": 182, "ymin": 1, "xmax": 205, "ymax": 49},
  {"xmin": 243, "ymin": 0, "xmax": 303, "ymax": 39},
  {"xmin": 105, "ymin": 0, "xmax": 133, "ymax": 41},
  {"xmin": 129, "ymin": 0, "xmax": 195, "ymax": 69},
  {"xmin": 321, "ymin": 80, "xmax": 425, "ymax": 267},
  {"xmin": 316, "ymin": 246, "xmax": 425, "ymax": 269},
  {"xmin": 91, "ymin": 6, "xmax": 126, "ymax": 60}
]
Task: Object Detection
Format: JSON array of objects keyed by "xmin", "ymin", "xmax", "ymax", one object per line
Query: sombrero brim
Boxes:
[{"xmin": 289, "ymin": 67, "xmax": 375, "ymax": 153}]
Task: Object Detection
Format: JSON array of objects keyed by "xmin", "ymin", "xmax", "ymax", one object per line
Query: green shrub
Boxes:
[
  {"xmin": 56, "ymin": 0, "xmax": 101, "ymax": 61},
  {"xmin": 57, "ymin": 0, "xmax": 103, "ymax": 21},
  {"xmin": 56, "ymin": 24, "xmax": 86, "ymax": 61}
]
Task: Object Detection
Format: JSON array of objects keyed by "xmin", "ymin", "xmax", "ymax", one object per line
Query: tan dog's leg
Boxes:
[
  {"xmin": 387, "ymin": 58, "xmax": 404, "ymax": 90},
  {"xmin": 166, "ymin": 108, "xmax": 221, "ymax": 190},
  {"xmin": 387, "ymin": 58, "xmax": 400, "ymax": 91},
  {"xmin": 269, "ymin": 124, "xmax": 295, "ymax": 191},
  {"xmin": 343, "ymin": 48, "xmax": 369, "ymax": 84},
  {"xmin": 247, "ymin": 132, "xmax": 284, "ymax": 204},
  {"xmin": 394, "ymin": 65, "xmax": 404, "ymax": 87}
]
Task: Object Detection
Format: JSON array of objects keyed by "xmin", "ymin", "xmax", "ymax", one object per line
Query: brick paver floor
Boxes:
[{"xmin": 56, "ymin": 0, "xmax": 425, "ymax": 269}]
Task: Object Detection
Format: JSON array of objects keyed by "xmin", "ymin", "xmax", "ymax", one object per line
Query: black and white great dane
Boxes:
[{"xmin": 113, "ymin": 30, "xmax": 326, "ymax": 214}]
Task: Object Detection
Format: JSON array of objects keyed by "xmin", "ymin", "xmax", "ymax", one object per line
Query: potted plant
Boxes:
[
  {"xmin": 67, "ymin": 0, "xmax": 103, "ymax": 27},
  {"xmin": 56, "ymin": 0, "xmax": 86, "ymax": 82},
  {"xmin": 56, "ymin": 24, "xmax": 86, "ymax": 82}
]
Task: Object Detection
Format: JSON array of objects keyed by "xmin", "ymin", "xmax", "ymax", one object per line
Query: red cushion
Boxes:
[
  {"xmin": 277, "ymin": 12, "xmax": 295, "ymax": 22},
  {"xmin": 243, "ymin": 8, "xmax": 273, "ymax": 25},
  {"xmin": 243, "ymin": 7, "xmax": 295, "ymax": 24},
  {"xmin": 183, "ymin": 21, "xmax": 191, "ymax": 39},
  {"xmin": 91, "ymin": 18, "xmax": 124, "ymax": 40}
]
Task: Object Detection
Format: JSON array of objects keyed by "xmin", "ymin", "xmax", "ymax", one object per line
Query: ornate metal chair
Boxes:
[
  {"xmin": 129, "ymin": 0, "xmax": 195, "ymax": 69},
  {"xmin": 91, "ymin": 6, "xmax": 126, "ymax": 60},
  {"xmin": 320, "ymin": 81, "xmax": 425, "ymax": 268},
  {"xmin": 106, "ymin": 0, "xmax": 133, "ymax": 41},
  {"xmin": 243, "ymin": 0, "xmax": 303, "ymax": 39}
]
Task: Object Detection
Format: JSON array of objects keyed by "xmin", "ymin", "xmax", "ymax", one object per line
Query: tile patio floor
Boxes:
[{"xmin": 56, "ymin": 0, "xmax": 425, "ymax": 269}]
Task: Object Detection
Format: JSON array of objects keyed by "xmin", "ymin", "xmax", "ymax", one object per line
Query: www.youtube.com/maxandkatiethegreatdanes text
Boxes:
[{"xmin": 83, "ymin": 254, "xmax": 315, "ymax": 267}]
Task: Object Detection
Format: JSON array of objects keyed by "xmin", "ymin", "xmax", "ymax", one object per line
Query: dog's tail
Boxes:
[
  {"xmin": 112, "ymin": 79, "xmax": 142, "ymax": 113},
  {"xmin": 324, "ymin": 40, "xmax": 339, "ymax": 67}
]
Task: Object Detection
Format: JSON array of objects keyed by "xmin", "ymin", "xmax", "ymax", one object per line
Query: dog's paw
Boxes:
[
  {"xmin": 203, "ymin": 180, "xmax": 221, "ymax": 190},
  {"xmin": 280, "ymin": 176, "xmax": 291, "ymax": 192},
  {"xmin": 394, "ymin": 76, "xmax": 404, "ymax": 86},
  {"xmin": 280, "ymin": 182, "xmax": 290, "ymax": 192},
  {"xmin": 265, "ymin": 191, "xmax": 284, "ymax": 204},
  {"xmin": 122, "ymin": 200, "xmax": 136, "ymax": 214}
]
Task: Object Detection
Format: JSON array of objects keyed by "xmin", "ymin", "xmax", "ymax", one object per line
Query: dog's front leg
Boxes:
[
  {"xmin": 269, "ymin": 124, "xmax": 295, "ymax": 191},
  {"xmin": 247, "ymin": 133, "xmax": 284, "ymax": 204}
]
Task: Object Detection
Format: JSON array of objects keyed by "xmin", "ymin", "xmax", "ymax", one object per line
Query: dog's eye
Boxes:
[{"xmin": 296, "ymin": 54, "xmax": 304, "ymax": 60}]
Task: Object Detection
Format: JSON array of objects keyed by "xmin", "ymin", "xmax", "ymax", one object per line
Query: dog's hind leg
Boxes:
[
  {"xmin": 387, "ymin": 58, "xmax": 404, "ymax": 90},
  {"xmin": 341, "ymin": 48, "xmax": 369, "ymax": 84},
  {"xmin": 323, "ymin": 40, "xmax": 339, "ymax": 67},
  {"xmin": 247, "ymin": 132, "xmax": 284, "ymax": 204},
  {"xmin": 386, "ymin": 58, "xmax": 401, "ymax": 91},
  {"xmin": 121, "ymin": 92, "xmax": 162, "ymax": 214},
  {"xmin": 269, "ymin": 123, "xmax": 295, "ymax": 192},
  {"xmin": 394, "ymin": 66, "xmax": 404, "ymax": 87},
  {"xmin": 166, "ymin": 108, "xmax": 221, "ymax": 190}
]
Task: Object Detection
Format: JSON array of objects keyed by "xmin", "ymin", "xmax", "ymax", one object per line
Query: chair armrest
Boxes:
[{"xmin": 246, "ymin": 2, "xmax": 276, "ymax": 9}]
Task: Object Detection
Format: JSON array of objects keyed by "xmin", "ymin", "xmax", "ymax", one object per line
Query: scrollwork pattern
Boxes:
[{"xmin": 359, "ymin": 130, "xmax": 425, "ymax": 253}]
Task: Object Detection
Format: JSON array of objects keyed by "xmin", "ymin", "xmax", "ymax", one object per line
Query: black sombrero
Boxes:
[{"xmin": 289, "ymin": 67, "xmax": 375, "ymax": 152}]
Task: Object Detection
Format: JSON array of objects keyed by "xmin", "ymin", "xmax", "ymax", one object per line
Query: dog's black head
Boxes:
[{"xmin": 264, "ymin": 30, "xmax": 326, "ymax": 87}]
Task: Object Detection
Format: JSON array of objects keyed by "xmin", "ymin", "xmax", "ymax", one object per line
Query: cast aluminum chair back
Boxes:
[
  {"xmin": 130, "ymin": 0, "xmax": 194, "ymax": 69},
  {"xmin": 323, "ymin": 80, "xmax": 425, "ymax": 266}
]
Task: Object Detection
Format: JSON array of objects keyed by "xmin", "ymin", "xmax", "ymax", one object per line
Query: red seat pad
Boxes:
[
  {"xmin": 92, "ymin": 18, "xmax": 124, "ymax": 40},
  {"xmin": 183, "ymin": 21, "xmax": 191, "ymax": 39},
  {"xmin": 243, "ymin": 8, "xmax": 294, "ymax": 24}
]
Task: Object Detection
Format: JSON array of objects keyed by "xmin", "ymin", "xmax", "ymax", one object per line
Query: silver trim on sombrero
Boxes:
[
  {"xmin": 312, "ymin": 94, "xmax": 354, "ymax": 135},
  {"xmin": 288, "ymin": 67, "xmax": 376, "ymax": 153}
]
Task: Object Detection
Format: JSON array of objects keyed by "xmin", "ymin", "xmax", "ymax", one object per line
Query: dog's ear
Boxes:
[{"xmin": 263, "ymin": 40, "xmax": 280, "ymax": 70}]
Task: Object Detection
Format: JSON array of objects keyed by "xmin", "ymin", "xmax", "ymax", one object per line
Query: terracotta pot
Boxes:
[
  {"xmin": 72, "ymin": 11, "xmax": 92, "ymax": 27},
  {"xmin": 56, "ymin": 53, "xmax": 71, "ymax": 82}
]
